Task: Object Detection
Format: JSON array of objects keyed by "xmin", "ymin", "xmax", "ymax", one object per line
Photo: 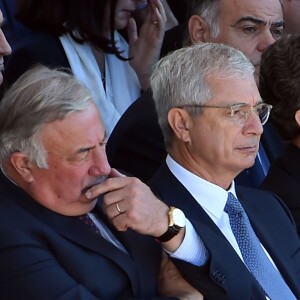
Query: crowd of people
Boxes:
[{"xmin": 0, "ymin": 0, "xmax": 299, "ymax": 299}]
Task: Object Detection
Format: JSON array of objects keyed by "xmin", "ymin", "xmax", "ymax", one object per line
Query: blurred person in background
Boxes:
[
  {"xmin": 260, "ymin": 34, "xmax": 300, "ymax": 236},
  {"xmin": 2, "ymin": 0, "xmax": 166, "ymax": 136}
]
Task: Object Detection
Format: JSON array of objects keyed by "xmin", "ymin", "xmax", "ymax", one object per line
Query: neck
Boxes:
[{"xmin": 169, "ymin": 147, "xmax": 234, "ymax": 190}]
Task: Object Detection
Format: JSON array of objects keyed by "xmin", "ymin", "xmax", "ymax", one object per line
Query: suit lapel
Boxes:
[
  {"xmin": 149, "ymin": 163, "xmax": 256, "ymax": 295},
  {"xmin": 9, "ymin": 185, "xmax": 141, "ymax": 294}
]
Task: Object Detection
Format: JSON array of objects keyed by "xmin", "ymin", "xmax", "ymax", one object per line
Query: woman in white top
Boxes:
[{"xmin": 10, "ymin": 0, "xmax": 166, "ymax": 135}]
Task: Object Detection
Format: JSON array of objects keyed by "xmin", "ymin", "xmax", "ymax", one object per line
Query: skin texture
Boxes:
[
  {"xmin": 0, "ymin": 10, "xmax": 12, "ymax": 84},
  {"xmin": 168, "ymin": 75, "xmax": 263, "ymax": 189},
  {"xmin": 188, "ymin": 0, "xmax": 283, "ymax": 82},
  {"xmin": 12, "ymin": 103, "xmax": 111, "ymax": 216}
]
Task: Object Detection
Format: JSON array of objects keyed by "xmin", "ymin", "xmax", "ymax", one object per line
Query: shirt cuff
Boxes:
[{"xmin": 164, "ymin": 218, "xmax": 208, "ymax": 266}]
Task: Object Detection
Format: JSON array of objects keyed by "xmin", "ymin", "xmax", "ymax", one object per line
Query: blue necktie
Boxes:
[{"xmin": 225, "ymin": 192, "xmax": 295, "ymax": 300}]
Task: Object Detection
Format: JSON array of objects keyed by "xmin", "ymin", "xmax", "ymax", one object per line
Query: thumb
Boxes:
[{"xmin": 127, "ymin": 17, "xmax": 138, "ymax": 47}]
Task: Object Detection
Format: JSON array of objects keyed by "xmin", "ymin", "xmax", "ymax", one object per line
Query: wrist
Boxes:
[{"xmin": 156, "ymin": 207, "xmax": 186, "ymax": 243}]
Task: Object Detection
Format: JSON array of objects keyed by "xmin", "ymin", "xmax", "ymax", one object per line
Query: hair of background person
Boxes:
[
  {"xmin": 259, "ymin": 34, "xmax": 300, "ymax": 141},
  {"xmin": 14, "ymin": 0, "xmax": 128, "ymax": 60},
  {"xmin": 183, "ymin": 0, "xmax": 221, "ymax": 46}
]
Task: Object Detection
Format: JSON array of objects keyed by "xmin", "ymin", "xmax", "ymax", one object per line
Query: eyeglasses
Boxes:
[{"xmin": 177, "ymin": 102, "xmax": 273, "ymax": 126}]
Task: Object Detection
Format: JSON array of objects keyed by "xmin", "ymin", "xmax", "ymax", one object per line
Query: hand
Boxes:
[
  {"xmin": 128, "ymin": 0, "xmax": 166, "ymax": 90},
  {"xmin": 85, "ymin": 168, "xmax": 169, "ymax": 237},
  {"xmin": 158, "ymin": 254, "xmax": 204, "ymax": 300}
]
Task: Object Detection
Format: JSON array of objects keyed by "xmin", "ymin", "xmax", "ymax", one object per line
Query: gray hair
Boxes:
[
  {"xmin": 0, "ymin": 65, "xmax": 93, "ymax": 167},
  {"xmin": 190, "ymin": 0, "xmax": 221, "ymax": 38},
  {"xmin": 150, "ymin": 43, "xmax": 255, "ymax": 147},
  {"xmin": 183, "ymin": 0, "xmax": 221, "ymax": 46}
]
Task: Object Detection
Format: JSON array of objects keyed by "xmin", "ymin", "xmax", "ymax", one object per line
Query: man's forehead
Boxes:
[
  {"xmin": 219, "ymin": 0, "xmax": 283, "ymax": 21},
  {"xmin": 206, "ymin": 74, "xmax": 260, "ymax": 104}
]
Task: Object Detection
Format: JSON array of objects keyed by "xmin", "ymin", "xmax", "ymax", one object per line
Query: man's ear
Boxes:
[
  {"xmin": 168, "ymin": 108, "xmax": 192, "ymax": 142},
  {"xmin": 10, "ymin": 153, "xmax": 34, "ymax": 183},
  {"xmin": 188, "ymin": 15, "xmax": 209, "ymax": 44},
  {"xmin": 295, "ymin": 109, "xmax": 300, "ymax": 127}
]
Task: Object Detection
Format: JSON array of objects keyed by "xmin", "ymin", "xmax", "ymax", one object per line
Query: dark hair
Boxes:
[
  {"xmin": 259, "ymin": 34, "xmax": 300, "ymax": 141},
  {"xmin": 15, "ymin": 0, "xmax": 126, "ymax": 60}
]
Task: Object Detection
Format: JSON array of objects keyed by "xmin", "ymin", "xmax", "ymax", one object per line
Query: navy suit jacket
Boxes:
[
  {"xmin": 1, "ymin": 31, "xmax": 70, "ymax": 94},
  {"xmin": 0, "ymin": 171, "xmax": 177, "ymax": 300},
  {"xmin": 148, "ymin": 163, "xmax": 300, "ymax": 300}
]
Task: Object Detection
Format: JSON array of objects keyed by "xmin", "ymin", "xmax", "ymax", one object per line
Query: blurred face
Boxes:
[
  {"xmin": 114, "ymin": 0, "xmax": 144, "ymax": 30},
  {"xmin": 203, "ymin": 0, "xmax": 283, "ymax": 82},
  {"xmin": 183, "ymin": 75, "xmax": 263, "ymax": 188},
  {"xmin": 29, "ymin": 103, "xmax": 111, "ymax": 216},
  {"xmin": 0, "ymin": 10, "xmax": 12, "ymax": 85},
  {"xmin": 281, "ymin": 0, "xmax": 300, "ymax": 34}
]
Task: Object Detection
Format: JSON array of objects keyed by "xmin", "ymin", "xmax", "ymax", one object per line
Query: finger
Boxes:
[
  {"xmin": 105, "ymin": 199, "xmax": 127, "ymax": 220},
  {"xmin": 85, "ymin": 176, "xmax": 130, "ymax": 199},
  {"xmin": 149, "ymin": 0, "xmax": 166, "ymax": 24},
  {"xmin": 110, "ymin": 211, "xmax": 135, "ymax": 232},
  {"xmin": 102, "ymin": 176, "xmax": 142, "ymax": 205},
  {"xmin": 127, "ymin": 17, "xmax": 138, "ymax": 46}
]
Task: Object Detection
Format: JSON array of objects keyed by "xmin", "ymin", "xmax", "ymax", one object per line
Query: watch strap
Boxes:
[{"xmin": 156, "ymin": 224, "xmax": 182, "ymax": 242}]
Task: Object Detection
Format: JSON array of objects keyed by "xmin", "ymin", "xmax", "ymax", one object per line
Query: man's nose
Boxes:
[
  {"xmin": 243, "ymin": 111, "xmax": 264, "ymax": 136},
  {"xmin": 257, "ymin": 31, "xmax": 276, "ymax": 52},
  {"xmin": 89, "ymin": 147, "xmax": 111, "ymax": 176},
  {"xmin": 0, "ymin": 31, "xmax": 12, "ymax": 57}
]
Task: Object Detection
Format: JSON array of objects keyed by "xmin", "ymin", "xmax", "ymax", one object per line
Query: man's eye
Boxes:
[
  {"xmin": 242, "ymin": 26, "xmax": 257, "ymax": 34},
  {"xmin": 232, "ymin": 109, "xmax": 242, "ymax": 116},
  {"xmin": 272, "ymin": 29, "xmax": 283, "ymax": 40},
  {"xmin": 69, "ymin": 149, "xmax": 91, "ymax": 163}
]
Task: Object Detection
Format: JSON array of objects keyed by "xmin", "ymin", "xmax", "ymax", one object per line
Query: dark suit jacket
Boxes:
[
  {"xmin": 260, "ymin": 143, "xmax": 300, "ymax": 236},
  {"xmin": 107, "ymin": 90, "xmax": 167, "ymax": 182},
  {"xmin": 1, "ymin": 30, "xmax": 70, "ymax": 94},
  {"xmin": 0, "ymin": 171, "xmax": 177, "ymax": 300},
  {"xmin": 148, "ymin": 163, "xmax": 300, "ymax": 300},
  {"xmin": 0, "ymin": 0, "xmax": 31, "ymax": 51}
]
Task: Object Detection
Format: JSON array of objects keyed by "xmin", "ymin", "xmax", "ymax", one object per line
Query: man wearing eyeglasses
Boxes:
[
  {"xmin": 107, "ymin": 0, "xmax": 284, "ymax": 187},
  {"xmin": 148, "ymin": 43, "xmax": 300, "ymax": 299}
]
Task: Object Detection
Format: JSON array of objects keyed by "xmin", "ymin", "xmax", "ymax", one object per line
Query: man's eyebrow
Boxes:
[
  {"xmin": 76, "ymin": 136, "xmax": 107, "ymax": 154},
  {"xmin": 233, "ymin": 16, "xmax": 266, "ymax": 27},
  {"xmin": 272, "ymin": 20, "xmax": 284, "ymax": 28},
  {"xmin": 77, "ymin": 146, "xmax": 95, "ymax": 154},
  {"xmin": 232, "ymin": 16, "xmax": 284, "ymax": 28}
]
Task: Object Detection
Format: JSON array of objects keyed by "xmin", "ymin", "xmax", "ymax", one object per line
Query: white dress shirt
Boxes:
[{"xmin": 166, "ymin": 155, "xmax": 278, "ymax": 270}]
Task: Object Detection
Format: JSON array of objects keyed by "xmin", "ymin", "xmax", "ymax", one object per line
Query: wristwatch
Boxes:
[{"xmin": 156, "ymin": 206, "xmax": 186, "ymax": 242}]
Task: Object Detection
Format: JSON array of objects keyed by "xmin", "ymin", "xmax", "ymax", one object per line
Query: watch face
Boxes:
[{"xmin": 172, "ymin": 208, "xmax": 186, "ymax": 227}]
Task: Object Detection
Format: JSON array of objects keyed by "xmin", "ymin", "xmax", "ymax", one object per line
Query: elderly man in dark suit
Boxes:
[
  {"xmin": 0, "ymin": 65, "xmax": 203, "ymax": 300},
  {"xmin": 148, "ymin": 43, "xmax": 300, "ymax": 299}
]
